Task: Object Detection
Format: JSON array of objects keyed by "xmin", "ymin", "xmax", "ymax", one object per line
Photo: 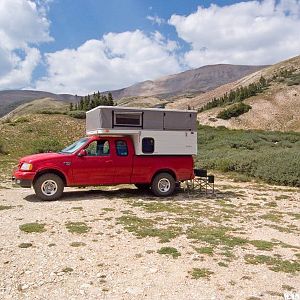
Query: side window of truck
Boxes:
[
  {"xmin": 86, "ymin": 140, "xmax": 110, "ymax": 156},
  {"xmin": 142, "ymin": 138, "xmax": 154, "ymax": 153},
  {"xmin": 115, "ymin": 140, "xmax": 128, "ymax": 156}
]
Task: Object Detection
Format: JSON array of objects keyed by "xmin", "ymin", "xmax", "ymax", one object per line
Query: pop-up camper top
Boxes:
[{"xmin": 86, "ymin": 106, "xmax": 197, "ymax": 155}]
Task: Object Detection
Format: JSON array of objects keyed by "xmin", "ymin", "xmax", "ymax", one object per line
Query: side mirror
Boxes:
[{"xmin": 77, "ymin": 149, "xmax": 87, "ymax": 157}]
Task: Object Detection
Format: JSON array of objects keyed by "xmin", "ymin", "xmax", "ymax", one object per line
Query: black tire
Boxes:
[
  {"xmin": 33, "ymin": 173, "xmax": 64, "ymax": 201},
  {"xmin": 135, "ymin": 183, "xmax": 150, "ymax": 190},
  {"xmin": 151, "ymin": 172, "xmax": 176, "ymax": 197}
]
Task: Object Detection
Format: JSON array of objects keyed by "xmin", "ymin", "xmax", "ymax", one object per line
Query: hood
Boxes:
[{"xmin": 20, "ymin": 152, "xmax": 66, "ymax": 163}]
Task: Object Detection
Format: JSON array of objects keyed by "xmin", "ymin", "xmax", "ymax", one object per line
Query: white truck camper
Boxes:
[{"xmin": 86, "ymin": 106, "xmax": 198, "ymax": 155}]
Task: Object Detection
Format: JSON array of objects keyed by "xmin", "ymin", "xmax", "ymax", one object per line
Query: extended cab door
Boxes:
[
  {"xmin": 113, "ymin": 138, "xmax": 133, "ymax": 184},
  {"xmin": 71, "ymin": 138, "xmax": 115, "ymax": 185}
]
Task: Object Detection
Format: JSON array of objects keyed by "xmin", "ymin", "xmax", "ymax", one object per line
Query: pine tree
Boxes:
[
  {"xmin": 69, "ymin": 103, "xmax": 73, "ymax": 111},
  {"xmin": 107, "ymin": 92, "xmax": 114, "ymax": 106},
  {"xmin": 79, "ymin": 97, "xmax": 84, "ymax": 110}
]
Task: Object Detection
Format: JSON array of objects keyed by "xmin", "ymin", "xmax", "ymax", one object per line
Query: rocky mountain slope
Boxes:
[
  {"xmin": 167, "ymin": 55, "xmax": 300, "ymax": 132},
  {"xmin": 110, "ymin": 64, "xmax": 266, "ymax": 99}
]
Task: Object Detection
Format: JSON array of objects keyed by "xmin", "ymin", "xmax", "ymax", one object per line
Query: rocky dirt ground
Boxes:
[{"xmin": 0, "ymin": 177, "xmax": 299, "ymax": 300}]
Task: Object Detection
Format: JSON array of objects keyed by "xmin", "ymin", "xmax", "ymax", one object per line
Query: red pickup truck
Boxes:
[{"xmin": 13, "ymin": 135, "xmax": 194, "ymax": 200}]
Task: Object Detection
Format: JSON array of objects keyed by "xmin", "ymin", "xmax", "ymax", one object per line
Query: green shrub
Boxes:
[
  {"xmin": 217, "ymin": 103, "xmax": 252, "ymax": 120},
  {"xmin": 31, "ymin": 139, "xmax": 63, "ymax": 153},
  {"xmin": 196, "ymin": 126, "xmax": 300, "ymax": 187},
  {"xmin": 0, "ymin": 141, "xmax": 8, "ymax": 155},
  {"xmin": 68, "ymin": 111, "xmax": 86, "ymax": 119},
  {"xmin": 14, "ymin": 117, "xmax": 30, "ymax": 123},
  {"xmin": 38, "ymin": 110, "xmax": 65, "ymax": 115},
  {"xmin": 286, "ymin": 73, "xmax": 300, "ymax": 86}
]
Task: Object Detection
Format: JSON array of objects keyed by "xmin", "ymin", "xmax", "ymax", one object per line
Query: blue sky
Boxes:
[{"xmin": 0, "ymin": 0, "xmax": 300, "ymax": 94}]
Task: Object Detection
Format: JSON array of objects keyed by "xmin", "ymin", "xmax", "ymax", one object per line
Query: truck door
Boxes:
[
  {"xmin": 113, "ymin": 139, "xmax": 133, "ymax": 184},
  {"xmin": 72, "ymin": 139, "xmax": 115, "ymax": 185}
]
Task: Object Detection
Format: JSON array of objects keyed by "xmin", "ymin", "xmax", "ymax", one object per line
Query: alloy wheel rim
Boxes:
[
  {"xmin": 41, "ymin": 180, "xmax": 58, "ymax": 196},
  {"xmin": 158, "ymin": 178, "xmax": 171, "ymax": 193}
]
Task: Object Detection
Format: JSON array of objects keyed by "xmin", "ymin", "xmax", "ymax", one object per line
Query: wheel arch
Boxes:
[
  {"xmin": 33, "ymin": 169, "xmax": 67, "ymax": 186},
  {"xmin": 151, "ymin": 169, "xmax": 177, "ymax": 183}
]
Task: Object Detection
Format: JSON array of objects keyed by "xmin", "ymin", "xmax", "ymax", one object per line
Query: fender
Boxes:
[{"xmin": 33, "ymin": 165, "xmax": 69, "ymax": 186}]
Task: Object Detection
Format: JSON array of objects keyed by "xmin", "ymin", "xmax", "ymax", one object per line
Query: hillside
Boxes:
[
  {"xmin": 167, "ymin": 55, "xmax": 300, "ymax": 132},
  {"xmin": 110, "ymin": 64, "xmax": 266, "ymax": 99},
  {"xmin": 1, "ymin": 98, "xmax": 69, "ymax": 121},
  {"xmin": 0, "ymin": 90, "xmax": 78, "ymax": 117}
]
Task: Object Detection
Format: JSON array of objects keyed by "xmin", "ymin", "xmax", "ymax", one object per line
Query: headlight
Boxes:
[{"xmin": 20, "ymin": 163, "xmax": 33, "ymax": 171}]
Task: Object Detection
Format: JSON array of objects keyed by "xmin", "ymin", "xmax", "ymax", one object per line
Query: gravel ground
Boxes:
[{"xmin": 0, "ymin": 178, "xmax": 299, "ymax": 300}]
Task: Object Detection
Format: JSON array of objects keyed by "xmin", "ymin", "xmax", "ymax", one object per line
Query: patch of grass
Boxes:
[
  {"xmin": 65, "ymin": 222, "xmax": 90, "ymax": 234},
  {"xmin": 102, "ymin": 208, "xmax": 115, "ymax": 212},
  {"xmin": 129, "ymin": 201, "xmax": 185, "ymax": 214},
  {"xmin": 275, "ymin": 195, "xmax": 290, "ymax": 200},
  {"xmin": 289, "ymin": 213, "xmax": 300, "ymax": 220},
  {"xmin": 48, "ymin": 243, "xmax": 56, "ymax": 247},
  {"xmin": 189, "ymin": 268, "xmax": 214, "ymax": 279},
  {"xmin": 187, "ymin": 225, "xmax": 248, "ymax": 248},
  {"xmin": 244, "ymin": 254, "xmax": 300, "ymax": 273},
  {"xmin": 31, "ymin": 138, "xmax": 63, "ymax": 154},
  {"xmin": 18, "ymin": 243, "xmax": 32, "ymax": 248},
  {"xmin": 265, "ymin": 201, "xmax": 277, "ymax": 207},
  {"xmin": 267, "ymin": 224, "xmax": 292, "ymax": 233},
  {"xmin": 261, "ymin": 213, "xmax": 282, "ymax": 223},
  {"xmin": 117, "ymin": 215, "xmax": 182, "ymax": 242},
  {"xmin": 0, "ymin": 205, "xmax": 13, "ymax": 211},
  {"xmin": 250, "ymin": 240, "xmax": 275, "ymax": 251},
  {"xmin": 195, "ymin": 246, "xmax": 214, "ymax": 256},
  {"xmin": 220, "ymin": 249, "xmax": 236, "ymax": 260},
  {"xmin": 241, "ymin": 275, "xmax": 252, "ymax": 280},
  {"xmin": 62, "ymin": 267, "xmax": 74, "ymax": 273},
  {"xmin": 157, "ymin": 247, "xmax": 181, "ymax": 258},
  {"xmin": 70, "ymin": 242, "xmax": 86, "ymax": 247},
  {"xmin": 19, "ymin": 222, "xmax": 46, "ymax": 233},
  {"xmin": 282, "ymin": 285, "xmax": 296, "ymax": 291},
  {"xmin": 218, "ymin": 262, "xmax": 228, "ymax": 267},
  {"xmin": 71, "ymin": 206, "xmax": 83, "ymax": 211},
  {"xmin": 14, "ymin": 117, "xmax": 30, "ymax": 123}
]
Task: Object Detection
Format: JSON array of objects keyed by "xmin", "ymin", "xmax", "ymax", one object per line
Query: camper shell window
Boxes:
[
  {"xmin": 142, "ymin": 137, "xmax": 154, "ymax": 153},
  {"xmin": 114, "ymin": 112, "xmax": 142, "ymax": 127}
]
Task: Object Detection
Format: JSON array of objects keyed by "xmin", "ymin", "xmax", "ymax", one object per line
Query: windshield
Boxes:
[{"xmin": 59, "ymin": 138, "xmax": 89, "ymax": 154}]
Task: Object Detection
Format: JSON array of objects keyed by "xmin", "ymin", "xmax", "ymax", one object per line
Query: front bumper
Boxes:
[{"xmin": 12, "ymin": 171, "xmax": 35, "ymax": 188}]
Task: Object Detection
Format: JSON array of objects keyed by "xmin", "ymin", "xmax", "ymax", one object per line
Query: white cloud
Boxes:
[
  {"xmin": 0, "ymin": 0, "xmax": 52, "ymax": 89},
  {"xmin": 169, "ymin": 0, "xmax": 300, "ymax": 68},
  {"xmin": 35, "ymin": 30, "xmax": 182, "ymax": 95},
  {"xmin": 147, "ymin": 15, "xmax": 166, "ymax": 25}
]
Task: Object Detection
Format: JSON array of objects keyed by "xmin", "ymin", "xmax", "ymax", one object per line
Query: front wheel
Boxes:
[
  {"xmin": 151, "ymin": 172, "xmax": 175, "ymax": 197},
  {"xmin": 33, "ymin": 173, "xmax": 64, "ymax": 201}
]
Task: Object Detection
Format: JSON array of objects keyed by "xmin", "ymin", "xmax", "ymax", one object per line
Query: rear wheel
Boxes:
[
  {"xmin": 33, "ymin": 173, "xmax": 64, "ymax": 201},
  {"xmin": 151, "ymin": 172, "xmax": 175, "ymax": 197},
  {"xmin": 135, "ymin": 184, "xmax": 150, "ymax": 190}
]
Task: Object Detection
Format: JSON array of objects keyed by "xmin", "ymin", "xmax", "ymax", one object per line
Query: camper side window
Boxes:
[
  {"xmin": 114, "ymin": 112, "xmax": 142, "ymax": 127},
  {"xmin": 142, "ymin": 138, "xmax": 154, "ymax": 153},
  {"xmin": 115, "ymin": 140, "xmax": 128, "ymax": 156}
]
